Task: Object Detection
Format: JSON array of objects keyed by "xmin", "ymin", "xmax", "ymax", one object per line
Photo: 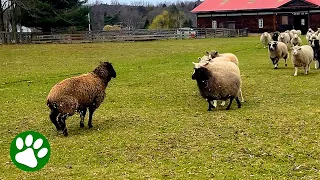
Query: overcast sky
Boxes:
[{"xmin": 88, "ymin": 0, "xmax": 192, "ymax": 5}]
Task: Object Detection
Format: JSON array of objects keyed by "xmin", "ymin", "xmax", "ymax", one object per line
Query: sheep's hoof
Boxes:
[
  {"xmin": 285, "ymin": 64, "xmax": 288, "ymax": 67},
  {"xmin": 274, "ymin": 67, "xmax": 278, "ymax": 69},
  {"xmin": 88, "ymin": 124, "xmax": 93, "ymax": 128},
  {"xmin": 63, "ymin": 131, "xmax": 68, "ymax": 137},
  {"xmin": 80, "ymin": 123, "xmax": 84, "ymax": 128}
]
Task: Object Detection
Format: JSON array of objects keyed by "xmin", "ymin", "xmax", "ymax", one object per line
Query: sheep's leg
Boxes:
[
  {"xmin": 79, "ymin": 108, "xmax": 87, "ymax": 128},
  {"xmin": 213, "ymin": 100, "xmax": 217, "ymax": 108},
  {"xmin": 294, "ymin": 67, "xmax": 298, "ymax": 76},
  {"xmin": 304, "ymin": 66, "xmax": 308, "ymax": 75},
  {"xmin": 236, "ymin": 97, "xmax": 241, "ymax": 108},
  {"xmin": 315, "ymin": 60, "xmax": 319, "ymax": 69},
  {"xmin": 49, "ymin": 109, "xmax": 61, "ymax": 131},
  {"xmin": 88, "ymin": 107, "xmax": 96, "ymax": 128},
  {"xmin": 284, "ymin": 56, "xmax": 288, "ymax": 67},
  {"xmin": 221, "ymin": 101, "xmax": 226, "ymax": 106},
  {"xmin": 226, "ymin": 96, "xmax": 235, "ymax": 110},
  {"xmin": 239, "ymin": 88, "xmax": 244, "ymax": 102},
  {"xmin": 207, "ymin": 100, "xmax": 215, "ymax": 111},
  {"xmin": 58, "ymin": 114, "xmax": 68, "ymax": 136}
]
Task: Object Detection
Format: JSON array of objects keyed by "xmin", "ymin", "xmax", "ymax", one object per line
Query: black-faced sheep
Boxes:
[
  {"xmin": 197, "ymin": 56, "xmax": 245, "ymax": 107},
  {"xmin": 272, "ymin": 31, "xmax": 280, "ymax": 41},
  {"xmin": 206, "ymin": 50, "xmax": 239, "ymax": 66},
  {"xmin": 260, "ymin": 32, "xmax": 272, "ymax": 48},
  {"xmin": 291, "ymin": 45, "xmax": 314, "ymax": 76},
  {"xmin": 311, "ymin": 39, "xmax": 320, "ymax": 69},
  {"xmin": 268, "ymin": 41, "xmax": 289, "ymax": 69},
  {"xmin": 47, "ymin": 62, "xmax": 117, "ymax": 136},
  {"xmin": 192, "ymin": 61, "xmax": 242, "ymax": 111}
]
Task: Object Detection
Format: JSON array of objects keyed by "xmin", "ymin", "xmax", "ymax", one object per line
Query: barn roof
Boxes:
[{"xmin": 191, "ymin": 0, "xmax": 320, "ymax": 13}]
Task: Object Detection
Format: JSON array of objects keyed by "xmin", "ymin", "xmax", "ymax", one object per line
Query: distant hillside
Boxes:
[{"xmin": 90, "ymin": 1, "xmax": 201, "ymax": 31}]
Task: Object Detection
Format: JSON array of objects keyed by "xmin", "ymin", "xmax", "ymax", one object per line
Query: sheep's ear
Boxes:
[
  {"xmin": 215, "ymin": 51, "xmax": 218, "ymax": 55},
  {"xmin": 298, "ymin": 47, "xmax": 302, "ymax": 50},
  {"xmin": 198, "ymin": 57, "xmax": 201, "ymax": 60},
  {"xmin": 192, "ymin": 62, "xmax": 197, "ymax": 65},
  {"xmin": 206, "ymin": 51, "xmax": 209, "ymax": 55}
]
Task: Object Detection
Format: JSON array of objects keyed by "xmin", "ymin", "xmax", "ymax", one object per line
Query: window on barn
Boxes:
[
  {"xmin": 212, "ymin": 21, "xmax": 217, "ymax": 29},
  {"xmin": 301, "ymin": 19, "xmax": 305, "ymax": 25},
  {"xmin": 258, "ymin": 19, "xmax": 263, "ymax": 28},
  {"xmin": 282, "ymin": 16, "xmax": 288, "ymax": 25}
]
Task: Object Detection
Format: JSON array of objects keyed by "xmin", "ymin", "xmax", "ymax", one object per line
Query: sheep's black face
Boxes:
[
  {"xmin": 105, "ymin": 62, "xmax": 116, "ymax": 78},
  {"xmin": 192, "ymin": 67, "xmax": 210, "ymax": 81},
  {"xmin": 272, "ymin": 33, "xmax": 279, "ymax": 41}
]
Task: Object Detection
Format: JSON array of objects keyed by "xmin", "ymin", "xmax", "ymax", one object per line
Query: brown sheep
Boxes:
[{"xmin": 47, "ymin": 62, "xmax": 116, "ymax": 136}]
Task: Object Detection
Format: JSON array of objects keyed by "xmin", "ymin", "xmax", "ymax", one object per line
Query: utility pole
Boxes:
[{"xmin": 88, "ymin": 12, "xmax": 91, "ymax": 31}]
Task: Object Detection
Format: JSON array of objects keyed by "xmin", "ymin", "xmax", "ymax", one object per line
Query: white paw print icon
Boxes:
[{"xmin": 11, "ymin": 131, "xmax": 50, "ymax": 171}]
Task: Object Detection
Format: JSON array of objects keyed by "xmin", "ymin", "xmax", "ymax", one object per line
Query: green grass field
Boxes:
[{"xmin": 1, "ymin": 37, "xmax": 320, "ymax": 179}]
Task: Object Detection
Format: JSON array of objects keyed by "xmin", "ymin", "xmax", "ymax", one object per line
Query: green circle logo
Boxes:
[{"xmin": 10, "ymin": 131, "xmax": 51, "ymax": 171}]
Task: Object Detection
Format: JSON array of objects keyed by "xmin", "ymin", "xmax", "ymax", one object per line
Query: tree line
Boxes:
[{"xmin": 0, "ymin": 0, "xmax": 200, "ymax": 43}]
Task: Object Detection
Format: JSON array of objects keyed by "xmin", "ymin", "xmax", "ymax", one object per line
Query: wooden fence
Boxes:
[{"xmin": 0, "ymin": 28, "xmax": 248, "ymax": 44}]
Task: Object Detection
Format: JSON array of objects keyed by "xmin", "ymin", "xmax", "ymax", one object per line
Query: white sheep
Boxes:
[
  {"xmin": 291, "ymin": 45, "xmax": 314, "ymax": 76},
  {"xmin": 296, "ymin": 30, "xmax": 302, "ymax": 36},
  {"xmin": 278, "ymin": 32, "xmax": 291, "ymax": 45},
  {"xmin": 197, "ymin": 56, "xmax": 245, "ymax": 106},
  {"xmin": 268, "ymin": 41, "xmax": 289, "ymax": 69},
  {"xmin": 291, "ymin": 34, "xmax": 302, "ymax": 46},
  {"xmin": 192, "ymin": 61, "xmax": 242, "ymax": 110},
  {"xmin": 260, "ymin": 32, "xmax": 272, "ymax": 48}
]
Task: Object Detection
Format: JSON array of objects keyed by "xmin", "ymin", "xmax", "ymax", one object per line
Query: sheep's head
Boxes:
[
  {"xmin": 93, "ymin": 62, "xmax": 116, "ymax": 81},
  {"xmin": 192, "ymin": 62, "xmax": 210, "ymax": 80},
  {"xmin": 291, "ymin": 46, "xmax": 302, "ymax": 56},
  {"xmin": 293, "ymin": 34, "xmax": 298, "ymax": 39},
  {"xmin": 263, "ymin": 32, "xmax": 268, "ymax": 37},
  {"xmin": 308, "ymin": 28, "xmax": 313, "ymax": 32},
  {"xmin": 207, "ymin": 50, "xmax": 219, "ymax": 59},
  {"xmin": 198, "ymin": 55, "xmax": 211, "ymax": 63},
  {"xmin": 268, "ymin": 41, "xmax": 277, "ymax": 51},
  {"xmin": 280, "ymin": 33, "xmax": 285, "ymax": 39},
  {"xmin": 312, "ymin": 39, "xmax": 320, "ymax": 48}
]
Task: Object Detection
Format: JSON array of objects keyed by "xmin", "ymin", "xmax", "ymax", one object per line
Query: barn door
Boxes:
[{"xmin": 294, "ymin": 14, "xmax": 308, "ymax": 34}]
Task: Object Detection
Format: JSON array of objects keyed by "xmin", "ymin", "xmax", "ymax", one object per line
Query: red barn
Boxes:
[{"xmin": 191, "ymin": 0, "xmax": 320, "ymax": 34}]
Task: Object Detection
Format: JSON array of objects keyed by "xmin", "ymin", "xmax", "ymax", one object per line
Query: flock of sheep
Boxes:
[
  {"xmin": 45, "ymin": 29, "xmax": 320, "ymax": 136},
  {"xmin": 260, "ymin": 28, "xmax": 320, "ymax": 76}
]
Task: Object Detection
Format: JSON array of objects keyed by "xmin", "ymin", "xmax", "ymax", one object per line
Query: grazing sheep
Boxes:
[
  {"xmin": 260, "ymin": 32, "xmax": 272, "ymax": 48},
  {"xmin": 192, "ymin": 61, "xmax": 241, "ymax": 111},
  {"xmin": 291, "ymin": 34, "xmax": 302, "ymax": 46},
  {"xmin": 272, "ymin": 31, "xmax": 280, "ymax": 41},
  {"xmin": 278, "ymin": 32, "xmax": 291, "ymax": 45},
  {"xmin": 268, "ymin": 41, "xmax": 289, "ymax": 69},
  {"xmin": 206, "ymin": 50, "xmax": 239, "ymax": 66},
  {"xmin": 311, "ymin": 39, "xmax": 320, "ymax": 69},
  {"xmin": 47, "ymin": 62, "xmax": 117, "ymax": 136},
  {"xmin": 291, "ymin": 45, "xmax": 314, "ymax": 76}
]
